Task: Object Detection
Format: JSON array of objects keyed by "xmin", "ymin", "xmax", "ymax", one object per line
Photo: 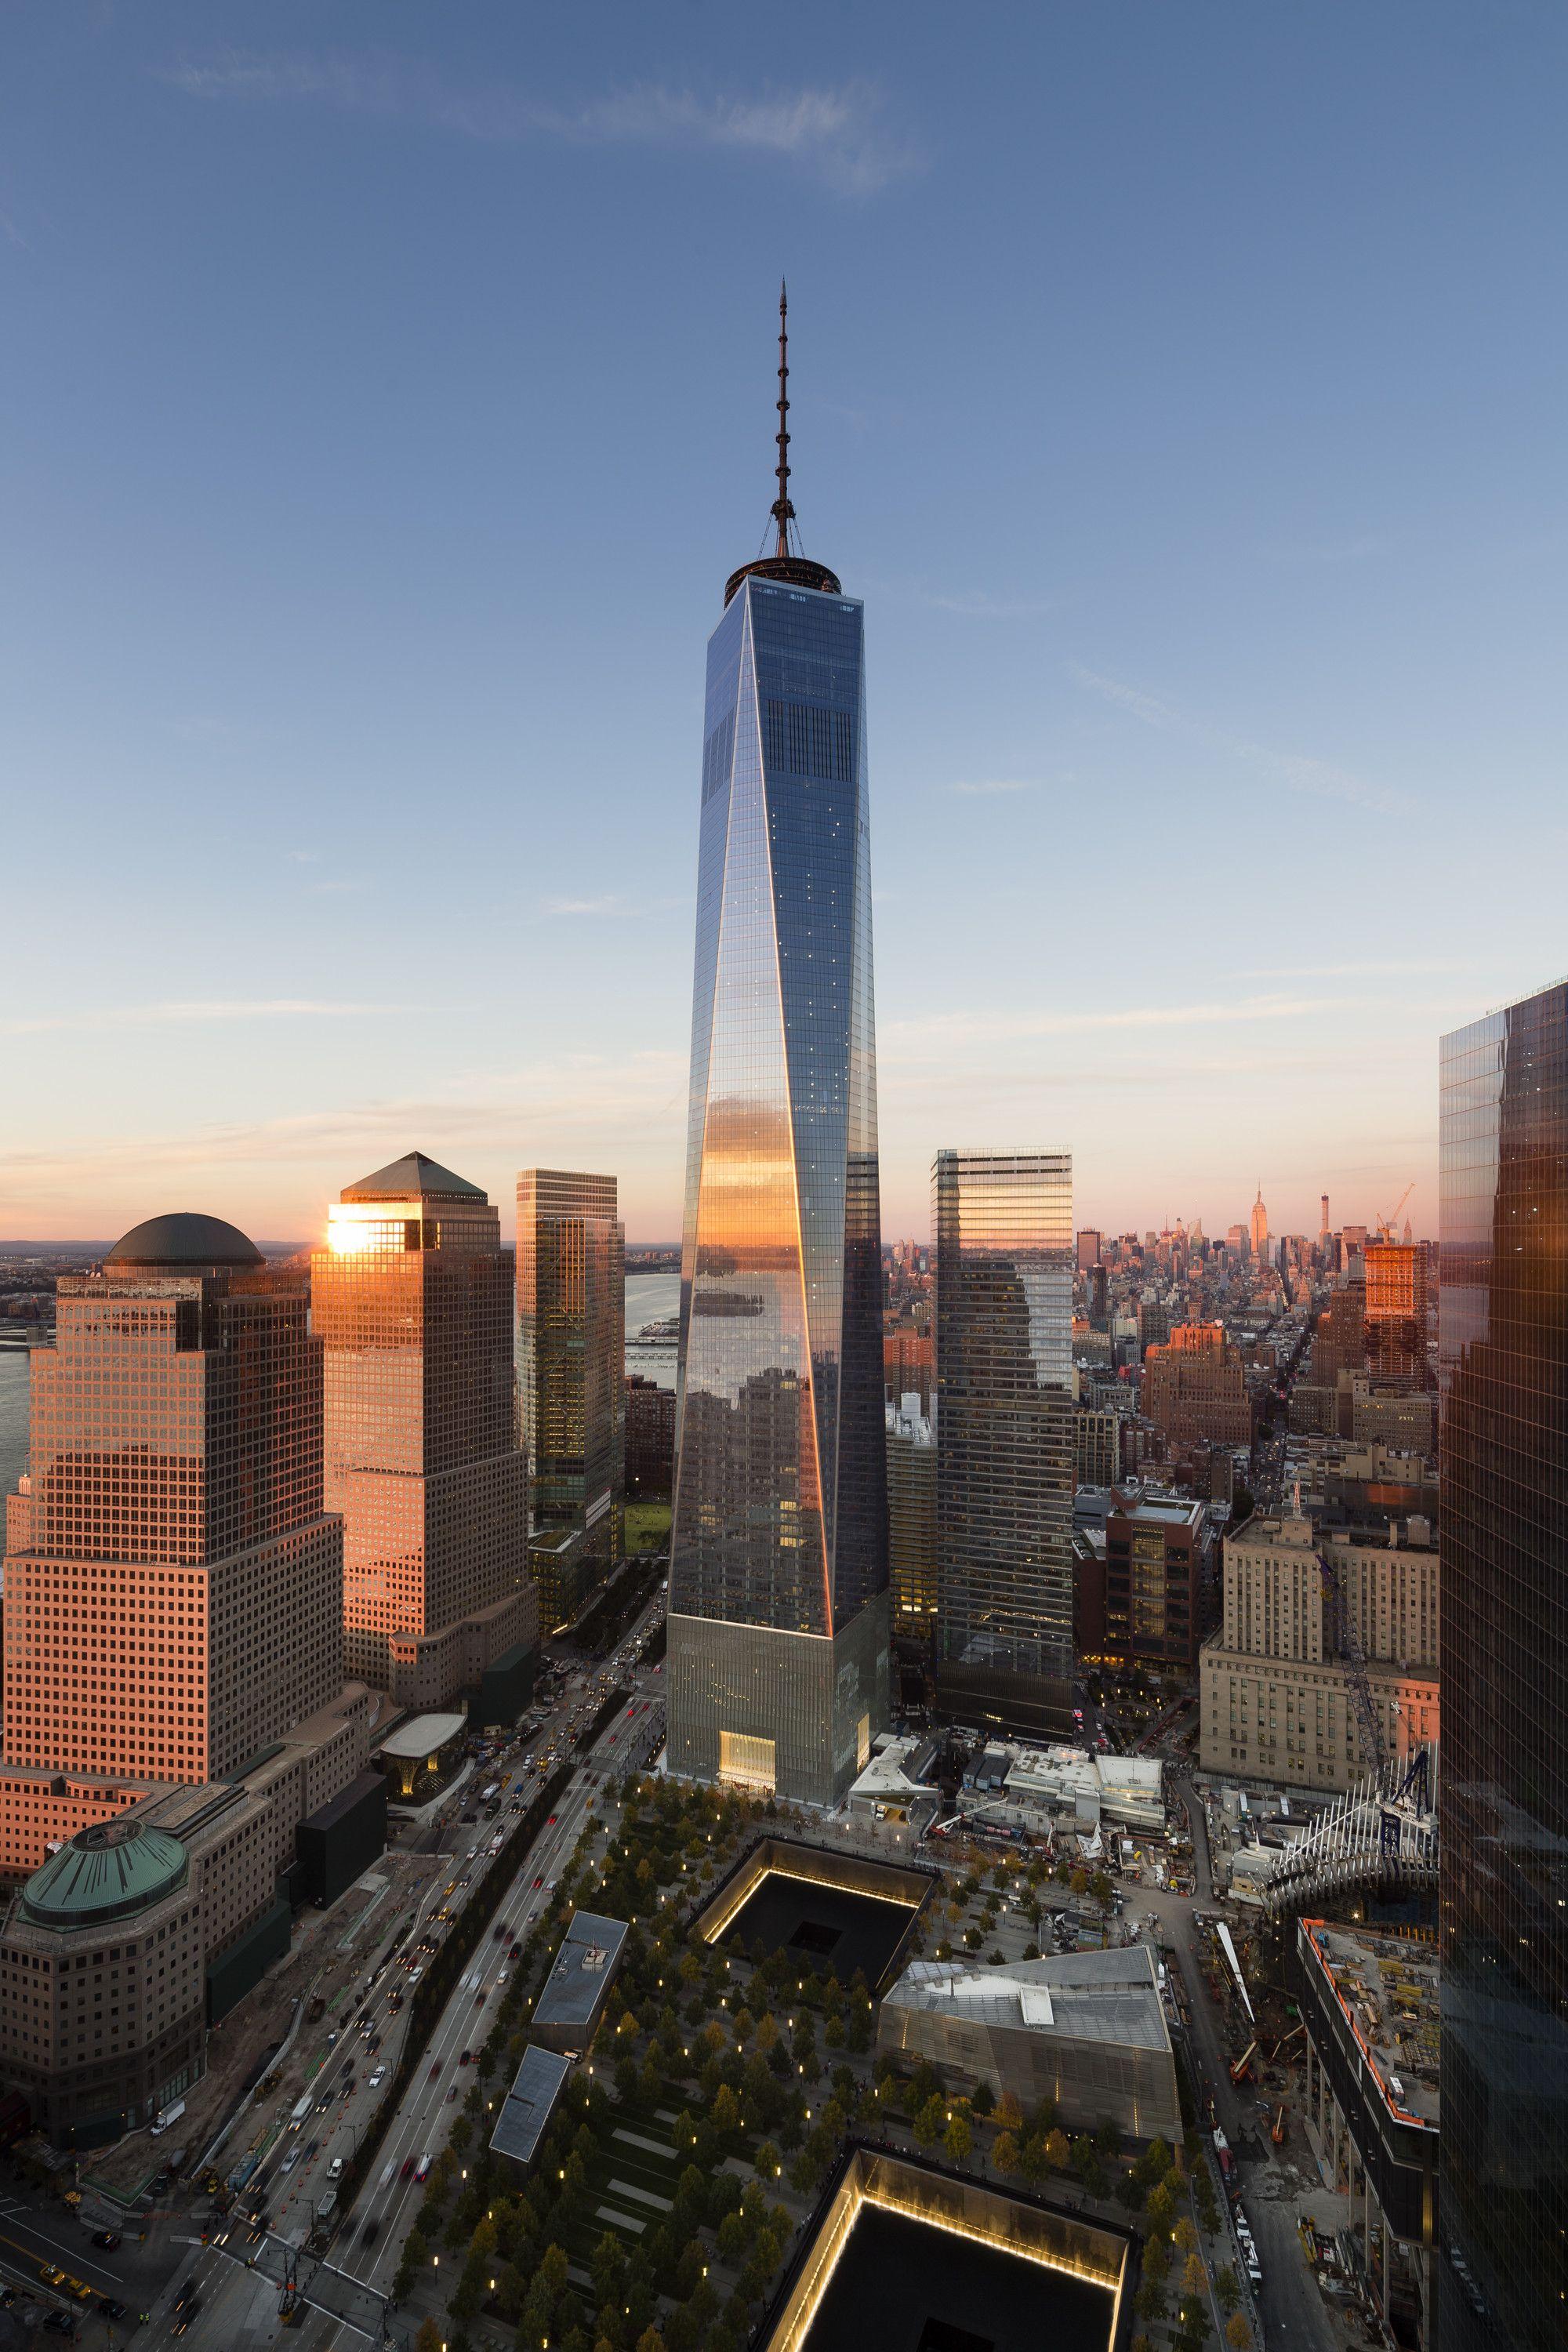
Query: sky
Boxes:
[{"xmin": 3, "ymin": 2, "xmax": 1566, "ymax": 1249}]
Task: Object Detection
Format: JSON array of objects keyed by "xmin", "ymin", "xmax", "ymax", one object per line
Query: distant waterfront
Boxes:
[
  {"xmin": 626, "ymin": 1269, "xmax": 680, "ymax": 1391},
  {"xmin": 0, "ymin": 1348, "xmax": 29, "ymax": 1523},
  {"xmin": 0, "ymin": 1279, "xmax": 681, "ymax": 1515}
]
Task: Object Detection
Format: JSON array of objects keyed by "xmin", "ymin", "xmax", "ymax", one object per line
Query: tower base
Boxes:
[{"xmin": 666, "ymin": 1597, "xmax": 891, "ymax": 1809}]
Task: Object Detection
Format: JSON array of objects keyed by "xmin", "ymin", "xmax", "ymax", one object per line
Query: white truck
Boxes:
[
  {"xmin": 290, "ymin": 2092, "xmax": 314, "ymax": 2128},
  {"xmin": 151, "ymin": 2099, "xmax": 186, "ymax": 2136}
]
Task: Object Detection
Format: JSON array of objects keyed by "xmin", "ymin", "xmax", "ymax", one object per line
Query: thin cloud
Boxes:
[
  {"xmin": 157, "ymin": 52, "xmax": 918, "ymax": 194},
  {"xmin": 1236, "ymin": 958, "xmax": 1468, "ymax": 980},
  {"xmin": 2, "ymin": 1000, "xmax": 387, "ymax": 1038},
  {"xmin": 923, "ymin": 590, "xmax": 1065, "ymax": 619},
  {"xmin": 949, "ymin": 778, "xmax": 1034, "ymax": 797},
  {"xmin": 882, "ymin": 994, "xmax": 1335, "ymax": 1054},
  {"xmin": 546, "ymin": 895, "xmax": 620, "ymax": 917},
  {"xmin": 1072, "ymin": 662, "xmax": 1414, "ymax": 817}
]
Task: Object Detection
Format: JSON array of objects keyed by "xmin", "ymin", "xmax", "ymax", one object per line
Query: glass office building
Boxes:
[
  {"xmin": 1439, "ymin": 983, "xmax": 1568, "ymax": 2350},
  {"xmin": 933, "ymin": 1150, "xmax": 1075, "ymax": 1737},
  {"xmin": 667, "ymin": 553, "xmax": 890, "ymax": 1807},
  {"xmin": 313, "ymin": 1153, "xmax": 534, "ymax": 1713},
  {"xmin": 517, "ymin": 1170, "xmax": 625, "ymax": 1632}
]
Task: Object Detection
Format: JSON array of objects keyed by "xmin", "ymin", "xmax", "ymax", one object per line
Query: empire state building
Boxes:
[{"xmin": 666, "ymin": 291, "xmax": 890, "ymax": 1806}]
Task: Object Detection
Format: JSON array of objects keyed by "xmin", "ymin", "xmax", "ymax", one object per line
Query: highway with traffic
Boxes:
[{"xmin": 137, "ymin": 1595, "xmax": 668, "ymax": 2352}]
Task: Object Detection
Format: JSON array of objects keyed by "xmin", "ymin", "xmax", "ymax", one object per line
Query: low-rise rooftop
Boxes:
[
  {"xmin": 885, "ymin": 1944, "xmax": 1171, "ymax": 2056},
  {"xmin": 532, "ymin": 1910, "xmax": 628, "ymax": 2038},
  {"xmin": 376, "ymin": 1711, "xmax": 467, "ymax": 1762},
  {"xmin": 489, "ymin": 2044, "xmax": 572, "ymax": 2169},
  {"xmin": 1301, "ymin": 1919, "xmax": 1439, "ymax": 2127}
]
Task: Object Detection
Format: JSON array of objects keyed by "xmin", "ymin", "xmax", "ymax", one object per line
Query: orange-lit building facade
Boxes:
[
  {"xmin": 1140, "ymin": 1321, "xmax": 1254, "ymax": 1447},
  {"xmin": 1363, "ymin": 1240, "xmax": 1430, "ymax": 1388},
  {"xmin": 313, "ymin": 1152, "xmax": 535, "ymax": 1712},
  {"xmin": 1, "ymin": 1214, "xmax": 346, "ymax": 1873}
]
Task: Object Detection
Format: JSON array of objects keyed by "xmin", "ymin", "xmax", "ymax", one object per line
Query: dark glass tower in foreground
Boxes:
[
  {"xmin": 933, "ymin": 1149, "xmax": 1076, "ymax": 1737},
  {"xmin": 667, "ymin": 292, "xmax": 889, "ymax": 1806},
  {"xmin": 1439, "ymin": 982, "xmax": 1568, "ymax": 2350}
]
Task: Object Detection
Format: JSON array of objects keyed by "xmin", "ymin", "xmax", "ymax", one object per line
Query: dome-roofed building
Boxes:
[
  {"xmin": 20, "ymin": 1818, "xmax": 189, "ymax": 1931},
  {"xmin": 104, "ymin": 1211, "xmax": 263, "ymax": 1272}
]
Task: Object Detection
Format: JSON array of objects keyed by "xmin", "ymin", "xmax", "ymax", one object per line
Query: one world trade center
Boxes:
[{"xmin": 667, "ymin": 292, "xmax": 890, "ymax": 1805}]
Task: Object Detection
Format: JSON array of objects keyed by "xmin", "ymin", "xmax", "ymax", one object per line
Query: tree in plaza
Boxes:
[
  {"xmin": 637, "ymin": 2329, "xmax": 668, "ymax": 2352},
  {"xmin": 992, "ymin": 2130, "xmax": 1020, "ymax": 2174},
  {"xmin": 416, "ymin": 2324, "xmax": 442, "ymax": 2352},
  {"xmin": 711, "ymin": 2082, "xmax": 742, "ymax": 2135},
  {"xmin": 1214, "ymin": 2264, "xmax": 1241, "ymax": 2316},
  {"xmin": 969, "ymin": 2078, "xmax": 994, "ymax": 2118},
  {"xmin": 996, "ymin": 2090, "xmax": 1024, "ymax": 2132},
  {"xmin": 755, "ymin": 2011, "xmax": 779, "ymax": 2053},
  {"xmin": 716, "ymin": 2209, "xmax": 751, "ymax": 2265},
  {"xmin": 913, "ymin": 2094, "xmax": 947, "ymax": 2149},
  {"xmin": 944, "ymin": 2111, "xmax": 974, "ymax": 2166},
  {"xmin": 1173, "ymin": 2215, "xmax": 1199, "ymax": 2256},
  {"xmin": 1182, "ymin": 2252, "xmax": 1210, "ymax": 2299},
  {"xmin": 1224, "ymin": 2315, "xmax": 1252, "ymax": 2350},
  {"xmin": 1145, "ymin": 2177, "xmax": 1176, "ymax": 2224},
  {"xmin": 1142, "ymin": 2237, "xmax": 1171, "ymax": 2285},
  {"xmin": 753, "ymin": 2138, "xmax": 782, "ymax": 2182},
  {"xmin": 1044, "ymin": 2127, "xmax": 1071, "ymax": 2171},
  {"xmin": 1134, "ymin": 2280, "xmax": 1167, "ymax": 2325}
]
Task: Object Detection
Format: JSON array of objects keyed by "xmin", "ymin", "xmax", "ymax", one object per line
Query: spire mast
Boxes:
[{"xmin": 771, "ymin": 279, "xmax": 795, "ymax": 557}]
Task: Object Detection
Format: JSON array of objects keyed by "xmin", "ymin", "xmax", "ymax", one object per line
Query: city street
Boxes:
[{"xmin": 141, "ymin": 1603, "xmax": 666, "ymax": 2352}]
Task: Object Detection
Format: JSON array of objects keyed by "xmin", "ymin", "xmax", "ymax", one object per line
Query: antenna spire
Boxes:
[{"xmin": 771, "ymin": 279, "xmax": 795, "ymax": 557}]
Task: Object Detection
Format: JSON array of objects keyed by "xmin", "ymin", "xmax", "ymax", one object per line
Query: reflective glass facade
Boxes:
[
  {"xmin": 668, "ymin": 574, "xmax": 889, "ymax": 1805},
  {"xmin": 1439, "ymin": 985, "xmax": 1568, "ymax": 2350},
  {"xmin": 517, "ymin": 1170, "xmax": 625, "ymax": 1628},
  {"xmin": 313, "ymin": 1157, "xmax": 533, "ymax": 1711},
  {"xmin": 933, "ymin": 1150, "xmax": 1075, "ymax": 1735}
]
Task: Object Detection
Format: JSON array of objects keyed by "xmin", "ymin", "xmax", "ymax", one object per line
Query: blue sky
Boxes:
[{"xmin": 3, "ymin": 2, "xmax": 1565, "ymax": 1246}]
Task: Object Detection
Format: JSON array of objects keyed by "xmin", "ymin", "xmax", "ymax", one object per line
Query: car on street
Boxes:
[
  {"xmin": 400, "ymin": 2156, "xmax": 416, "ymax": 2181},
  {"xmin": 97, "ymin": 2300, "xmax": 127, "ymax": 2321},
  {"xmin": 90, "ymin": 2233, "xmax": 122, "ymax": 2252},
  {"xmin": 172, "ymin": 2302, "xmax": 201, "ymax": 2336},
  {"xmin": 43, "ymin": 2312, "xmax": 74, "ymax": 2336}
]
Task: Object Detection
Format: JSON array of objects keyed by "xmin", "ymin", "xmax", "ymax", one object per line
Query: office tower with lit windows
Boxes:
[
  {"xmin": 0, "ymin": 1213, "xmax": 348, "ymax": 1875},
  {"xmin": 314, "ymin": 1153, "xmax": 535, "ymax": 1715},
  {"xmin": 933, "ymin": 1150, "xmax": 1075, "ymax": 1737},
  {"xmin": 1364, "ymin": 1239, "xmax": 1430, "ymax": 1389},
  {"xmin": 1438, "ymin": 983, "xmax": 1568, "ymax": 2351},
  {"xmin": 517, "ymin": 1168, "xmax": 625, "ymax": 1631},
  {"xmin": 667, "ymin": 292, "xmax": 889, "ymax": 1806},
  {"xmin": 1076, "ymin": 1229, "xmax": 1103, "ymax": 1273}
]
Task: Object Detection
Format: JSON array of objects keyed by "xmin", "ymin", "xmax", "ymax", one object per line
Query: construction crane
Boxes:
[{"xmin": 1374, "ymin": 1183, "xmax": 1414, "ymax": 1242}]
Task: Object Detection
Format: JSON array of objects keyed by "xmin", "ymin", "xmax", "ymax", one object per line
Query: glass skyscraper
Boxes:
[
  {"xmin": 313, "ymin": 1152, "xmax": 535, "ymax": 1716},
  {"xmin": 667, "ymin": 308, "xmax": 889, "ymax": 1806},
  {"xmin": 517, "ymin": 1169, "xmax": 625, "ymax": 1632},
  {"xmin": 1438, "ymin": 984, "xmax": 1568, "ymax": 2351},
  {"xmin": 933, "ymin": 1150, "xmax": 1076, "ymax": 1738}
]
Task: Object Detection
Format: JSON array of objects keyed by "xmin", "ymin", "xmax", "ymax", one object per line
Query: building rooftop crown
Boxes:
[
  {"xmin": 342, "ymin": 1151, "xmax": 485, "ymax": 1204},
  {"xmin": 21, "ymin": 1818, "xmax": 189, "ymax": 1929},
  {"xmin": 104, "ymin": 1211, "xmax": 263, "ymax": 1270}
]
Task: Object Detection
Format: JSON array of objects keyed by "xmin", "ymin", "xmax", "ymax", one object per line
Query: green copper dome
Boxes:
[{"xmin": 21, "ymin": 1820, "xmax": 188, "ymax": 1929}]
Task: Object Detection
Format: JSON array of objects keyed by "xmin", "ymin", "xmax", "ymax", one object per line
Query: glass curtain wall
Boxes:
[
  {"xmin": 933, "ymin": 1150, "xmax": 1075, "ymax": 1733},
  {"xmin": 1438, "ymin": 983, "xmax": 1568, "ymax": 2350}
]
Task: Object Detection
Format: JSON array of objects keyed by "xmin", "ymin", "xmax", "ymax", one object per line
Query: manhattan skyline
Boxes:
[{"xmin": 5, "ymin": 4, "xmax": 1566, "ymax": 1246}]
